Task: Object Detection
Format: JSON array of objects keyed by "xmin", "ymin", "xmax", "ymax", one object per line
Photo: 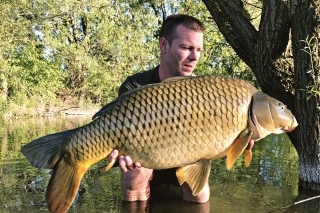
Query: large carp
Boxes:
[{"xmin": 21, "ymin": 75, "xmax": 298, "ymax": 213}]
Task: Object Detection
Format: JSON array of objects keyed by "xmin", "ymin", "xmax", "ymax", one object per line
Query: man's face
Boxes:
[{"xmin": 161, "ymin": 25, "xmax": 203, "ymax": 77}]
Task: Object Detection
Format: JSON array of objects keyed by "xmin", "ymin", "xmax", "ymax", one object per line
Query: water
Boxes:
[{"xmin": 0, "ymin": 116, "xmax": 319, "ymax": 213}]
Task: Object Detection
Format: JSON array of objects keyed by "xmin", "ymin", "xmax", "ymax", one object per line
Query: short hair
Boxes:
[{"xmin": 159, "ymin": 14, "xmax": 205, "ymax": 45}]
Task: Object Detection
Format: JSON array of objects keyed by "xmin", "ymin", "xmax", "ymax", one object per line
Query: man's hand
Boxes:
[
  {"xmin": 108, "ymin": 149, "xmax": 153, "ymax": 201},
  {"xmin": 108, "ymin": 149, "xmax": 142, "ymax": 172}
]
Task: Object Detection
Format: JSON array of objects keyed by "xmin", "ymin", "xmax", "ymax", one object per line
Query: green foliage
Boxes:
[
  {"xmin": 299, "ymin": 36, "xmax": 320, "ymax": 105},
  {"xmin": 1, "ymin": 0, "xmax": 254, "ymax": 117},
  {"xmin": 10, "ymin": 45, "xmax": 66, "ymax": 102},
  {"xmin": 1, "ymin": 1, "xmax": 67, "ymax": 114}
]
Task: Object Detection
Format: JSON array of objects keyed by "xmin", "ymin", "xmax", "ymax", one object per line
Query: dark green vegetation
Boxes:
[{"xmin": 0, "ymin": 1, "xmax": 253, "ymax": 119}]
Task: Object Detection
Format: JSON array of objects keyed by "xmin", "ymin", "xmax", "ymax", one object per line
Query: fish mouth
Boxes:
[
  {"xmin": 283, "ymin": 125, "xmax": 296, "ymax": 132},
  {"xmin": 282, "ymin": 125, "xmax": 298, "ymax": 132},
  {"xmin": 284, "ymin": 128, "xmax": 294, "ymax": 132},
  {"xmin": 282, "ymin": 116, "xmax": 298, "ymax": 132}
]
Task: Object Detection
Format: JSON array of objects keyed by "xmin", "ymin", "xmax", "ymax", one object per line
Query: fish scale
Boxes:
[{"xmin": 20, "ymin": 75, "xmax": 298, "ymax": 213}]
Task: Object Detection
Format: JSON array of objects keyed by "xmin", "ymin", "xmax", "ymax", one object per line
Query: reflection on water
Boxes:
[{"xmin": 0, "ymin": 116, "xmax": 319, "ymax": 213}]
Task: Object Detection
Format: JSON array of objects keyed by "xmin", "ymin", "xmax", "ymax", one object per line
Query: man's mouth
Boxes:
[{"xmin": 183, "ymin": 64, "xmax": 194, "ymax": 70}]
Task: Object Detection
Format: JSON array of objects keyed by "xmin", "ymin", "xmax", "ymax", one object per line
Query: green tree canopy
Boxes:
[{"xmin": 1, "ymin": 0, "xmax": 251, "ymax": 117}]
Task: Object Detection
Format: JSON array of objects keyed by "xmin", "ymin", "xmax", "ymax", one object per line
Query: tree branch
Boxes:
[
  {"xmin": 202, "ymin": 0, "xmax": 257, "ymax": 66},
  {"xmin": 258, "ymin": 0, "xmax": 292, "ymax": 60},
  {"xmin": 202, "ymin": 0, "xmax": 294, "ymax": 106},
  {"xmin": 254, "ymin": 0, "xmax": 294, "ymax": 104}
]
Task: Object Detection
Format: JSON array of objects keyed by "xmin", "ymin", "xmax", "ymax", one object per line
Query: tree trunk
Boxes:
[
  {"xmin": 202, "ymin": 0, "xmax": 320, "ymax": 190},
  {"xmin": 291, "ymin": 0, "xmax": 320, "ymax": 190}
]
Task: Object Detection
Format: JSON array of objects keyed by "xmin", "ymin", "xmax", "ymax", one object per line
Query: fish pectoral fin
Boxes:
[
  {"xmin": 100, "ymin": 158, "xmax": 117, "ymax": 172},
  {"xmin": 226, "ymin": 128, "xmax": 253, "ymax": 170},
  {"xmin": 176, "ymin": 159, "xmax": 212, "ymax": 196},
  {"xmin": 244, "ymin": 150, "xmax": 252, "ymax": 167}
]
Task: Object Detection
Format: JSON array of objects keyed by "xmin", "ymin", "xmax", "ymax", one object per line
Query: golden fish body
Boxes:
[
  {"xmin": 70, "ymin": 76, "xmax": 254, "ymax": 168},
  {"xmin": 21, "ymin": 75, "xmax": 298, "ymax": 213}
]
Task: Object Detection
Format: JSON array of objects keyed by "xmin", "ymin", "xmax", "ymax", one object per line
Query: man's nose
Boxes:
[{"xmin": 189, "ymin": 50, "xmax": 200, "ymax": 61}]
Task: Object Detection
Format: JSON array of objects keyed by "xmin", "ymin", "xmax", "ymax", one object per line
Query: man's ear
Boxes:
[{"xmin": 159, "ymin": 37, "xmax": 168, "ymax": 54}]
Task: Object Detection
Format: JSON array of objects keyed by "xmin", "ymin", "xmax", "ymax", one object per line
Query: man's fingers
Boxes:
[
  {"xmin": 108, "ymin": 149, "xmax": 119, "ymax": 162},
  {"xmin": 124, "ymin": 156, "xmax": 142, "ymax": 170},
  {"xmin": 124, "ymin": 156, "xmax": 135, "ymax": 171},
  {"xmin": 245, "ymin": 139, "xmax": 255, "ymax": 150},
  {"xmin": 135, "ymin": 162, "xmax": 141, "ymax": 168},
  {"xmin": 118, "ymin": 155, "xmax": 142, "ymax": 172},
  {"xmin": 119, "ymin": 156, "xmax": 128, "ymax": 172}
]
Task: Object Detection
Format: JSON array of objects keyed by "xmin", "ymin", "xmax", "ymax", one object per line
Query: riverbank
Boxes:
[{"xmin": 2, "ymin": 105, "xmax": 101, "ymax": 120}]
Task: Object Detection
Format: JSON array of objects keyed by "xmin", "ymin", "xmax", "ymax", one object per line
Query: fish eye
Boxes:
[{"xmin": 278, "ymin": 102, "xmax": 284, "ymax": 109}]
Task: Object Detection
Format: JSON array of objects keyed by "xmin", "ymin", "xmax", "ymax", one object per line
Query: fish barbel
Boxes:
[{"xmin": 20, "ymin": 75, "xmax": 298, "ymax": 213}]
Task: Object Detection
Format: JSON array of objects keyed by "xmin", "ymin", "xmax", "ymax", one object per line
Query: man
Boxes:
[{"xmin": 105, "ymin": 14, "xmax": 209, "ymax": 203}]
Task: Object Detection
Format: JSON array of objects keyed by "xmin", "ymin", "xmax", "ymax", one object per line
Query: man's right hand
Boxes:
[
  {"xmin": 108, "ymin": 149, "xmax": 142, "ymax": 172},
  {"xmin": 108, "ymin": 149, "xmax": 153, "ymax": 201}
]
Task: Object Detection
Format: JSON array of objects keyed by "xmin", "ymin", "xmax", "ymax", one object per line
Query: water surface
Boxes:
[{"xmin": 0, "ymin": 116, "xmax": 319, "ymax": 213}]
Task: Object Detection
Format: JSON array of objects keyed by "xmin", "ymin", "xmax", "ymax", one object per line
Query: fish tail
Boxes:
[
  {"xmin": 46, "ymin": 156, "xmax": 88, "ymax": 213},
  {"xmin": 20, "ymin": 129, "xmax": 76, "ymax": 169},
  {"xmin": 21, "ymin": 128, "xmax": 92, "ymax": 212}
]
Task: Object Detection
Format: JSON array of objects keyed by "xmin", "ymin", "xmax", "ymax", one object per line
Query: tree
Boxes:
[
  {"xmin": 1, "ymin": 0, "xmax": 162, "ymax": 114},
  {"xmin": 1, "ymin": 0, "xmax": 249, "ymax": 117},
  {"xmin": 1, "ymin": 1, "xmax": 68, "ymax": 113},
  {"xmin": 202, "ymin": 0, "xmax": 320, "ymax": 191}
]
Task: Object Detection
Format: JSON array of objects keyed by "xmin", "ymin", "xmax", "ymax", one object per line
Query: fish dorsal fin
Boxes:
[
  {"xmin": 162, "ymin": 76, "xmax": 194, "ymax": 83},
  {"xmin": 176, "ymin": 159, "xmax": 212, "ymax": 196},
  {"xmin": 226, "ymin": 127, "xmax": 253, "ymax": 170}
]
